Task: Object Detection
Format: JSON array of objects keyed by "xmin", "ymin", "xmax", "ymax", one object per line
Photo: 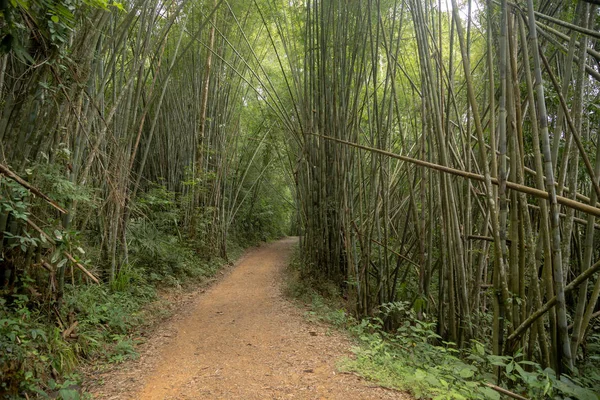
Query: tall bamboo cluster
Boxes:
[
  {"xmin": 0, "ymin": 0, "xmax": 287, "ymax": 305},
  {"xmin": 1, "ymin": 0, "xmax": 600, "ymax": 382},
  {"xmin": 280, "ymin": 0, "xmax": 600, "ymax": 375}
]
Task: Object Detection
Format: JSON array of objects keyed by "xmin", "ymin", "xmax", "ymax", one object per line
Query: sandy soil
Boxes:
[{"xmin": 86, "ymin": 237, "xmax": 410, "ymax": 399}]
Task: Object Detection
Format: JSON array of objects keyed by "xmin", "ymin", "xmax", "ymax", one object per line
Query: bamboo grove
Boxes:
[
  {"xmin": 0, "ymin": 0, "xmax": 292, "ymax": 340},
  {"xmin": 259, "ymin": 0, "xmax": 600, "ymax": 378},
  {"xmin": 1, "ymin": 0, "xmax": 600, "ymax": 391}
]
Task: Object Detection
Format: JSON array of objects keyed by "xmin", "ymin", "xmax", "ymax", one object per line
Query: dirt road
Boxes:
[{"xmin": 89, "ymin": 237, "xmax": 408, "ymax": 399}]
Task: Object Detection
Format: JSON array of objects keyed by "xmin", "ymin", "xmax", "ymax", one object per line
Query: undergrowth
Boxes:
[
  {"xmin": 1, "ymin": 233, "xmax": 240, "ymax": 400},
  {"xmin": 1, "ymin": 178, "xmax": 273, "ymax": 399},
  {"xmin": 285, "ymin": 248, "xmax": 600, "ymax": 400}
]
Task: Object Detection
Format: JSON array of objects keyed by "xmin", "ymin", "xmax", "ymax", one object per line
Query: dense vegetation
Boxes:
[
  {"xmin": 0, "ymin": 0, "xmax": 292, "ymax": 397},
  {"xmin": 279, "ymin": 0, "xmax": 600, "ymax": 397},
  {"xmin": 1, "ymin": 0, "xmax": 600, "ymax": 398},
  {"xmin": 287, "ymin": 249, "xmax": 599, "ymax": 399}
]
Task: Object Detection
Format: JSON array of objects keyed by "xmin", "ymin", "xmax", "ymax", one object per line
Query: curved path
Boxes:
[{"xmin": 89, "ymin": 237, "xmax": 408, "ymax": 399}]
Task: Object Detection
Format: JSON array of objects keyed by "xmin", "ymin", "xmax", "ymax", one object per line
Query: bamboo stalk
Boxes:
[
  {"xmin": 524, "ymin": 0, "xmax": 572, "ymax": 371},
  {"xmin": 310, "ymin": 133, "xmax": 600, "ymax": 218}
]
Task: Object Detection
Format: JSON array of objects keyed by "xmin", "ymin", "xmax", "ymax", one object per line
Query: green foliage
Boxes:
[
  {"xmin": 135, "ymin": 185, "xmax": 180, "ymax": 233},
  {"xmin": 338, "ymin": 301, "xmax": 599, "ymax": 400},
  {"xmin": 484, "ymin": 350, "xmax": 598, "ymax": 400},
  {"xmin": 83, "ymin": 0, "xmax": 124, "ymax": 11},
  {"xmin": 232, "ymin": 182, "xmax": 293, "ymax": 246},
  {"xmin": 286, "ymin": 250, "xmax": 600, "ymax": 400},
  {"xmin": 341, "ymin": 305, "xmax": 487, "ymax": 399},
  {"xmin": 0, "ymin": 276, "xmax": 151, "ymax": 398},
  {"xmin": 0, "ymin": 188, "xmax": 239, "ymax": 398},
  {"xmin": 285, "ymin": 247, "xmax": 353, "ymax": 331},
  {"xmin": 237, "ymin": 200, "xmax": 282, "ymax": 243},
  {"xmin": 64, "ymin": 284, "xmax": 153, "ymax": 339},
  {"xmin": 0, "ymin": 0, "xmax": 123, "ymax": 61},
  {"xmin": 36, "ymin": 378, "xmax": 82, "ymax": 400},
  {"xmin": 127, "ymin": 219, "xmax": 219, "ymax": 286},
  {"xmin": 342, "ymin": 305, "xmax": 600, "ymax": 399},
  {"xmin": 129, "ymin": 184, "xmax": 215, "ymax": 284},
  {"xmin": 579, "ymin": 325, "xmax": 600, "ymax": 390},
  {"xmin": 128, "ymin": 221, "xmax": 183, "ymax": 283},
  {"xmin": 0, "ymin": 288, "xmax": 77, "ymax": 398},
  {"xmin": 33, "ymin": 163, "xmax": 94, "ymax": 208},
  {"xmin": 0, "ymin": 178, "xmax": 30, "ymax": 222}
]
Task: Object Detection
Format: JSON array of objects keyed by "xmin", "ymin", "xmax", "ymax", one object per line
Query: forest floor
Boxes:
[{"xmin": 84, "ymin": 237, "xmax": 409, "ymax": 399}]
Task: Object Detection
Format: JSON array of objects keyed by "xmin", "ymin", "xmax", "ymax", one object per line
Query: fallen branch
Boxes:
[
  {"xmin": 63, "ymin": 252, "xmax": 100, "ymax": 284},
  {"xmin": 26, "ymin": 219, "xmax": 100, "ymax": 284},
  {"xmin": 468, "ymin": 235, "xmax": 512, "ymax": 245},
  {"xmin": 62, "ymin": 321, "xmax": 79, "ymax": 339},
  {"xmin": 311, "ymin": 134, "xmax": 600, "ymax": 218},
  {"xmin": 484, "ymin": 383, "xmax": 529, "ymax": 400},
  {"xmin": 508, "ymin": 258, "xmax": 600, "ymax": 343},
  {"xmin": 0, "ymin": 163, "xmax": 67, "ymax": 214},
  {"xmin": 38, "ymin": 261, "xmax": 54, "ymax": 273}
]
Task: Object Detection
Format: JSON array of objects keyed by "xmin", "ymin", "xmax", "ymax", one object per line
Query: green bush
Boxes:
[
  {"xmin": 0, "ymin": 292, "xmax": 77, "ymax": 398},
  {"xmin": 341, "ymin": 303, "xmax": 599, "ymax": 400},
  {"xmin": 0, "ymin": 278, "xmax": 152, "ymax": 399},
  {"xmin": 127, "ymin": 219, "xmax": 218, "ymax": 285}
]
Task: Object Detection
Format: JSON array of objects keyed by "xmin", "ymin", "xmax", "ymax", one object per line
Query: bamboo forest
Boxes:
[{"xmin": 1, "ymin": 0, "xmax": 600, "ymax": 398}]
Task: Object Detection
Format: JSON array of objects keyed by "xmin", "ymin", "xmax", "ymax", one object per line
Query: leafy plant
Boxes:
[{"xmin": 0, "ymin": 291, "xmax": 78, "ymax": 398}]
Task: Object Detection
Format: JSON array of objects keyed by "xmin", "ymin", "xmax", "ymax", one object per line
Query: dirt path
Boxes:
[{"xmin": 88, "ymin": 237, "xmax": 408, "ymax": 399}]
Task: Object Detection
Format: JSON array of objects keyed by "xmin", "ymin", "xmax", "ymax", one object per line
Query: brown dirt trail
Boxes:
[{"xmin": 88, "ymin": 237, "xmax": 409, "ymax": 399}]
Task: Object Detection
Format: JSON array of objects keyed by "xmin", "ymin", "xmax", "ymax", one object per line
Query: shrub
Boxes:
[{"xmin": 0, "ymin": 292, "xmax": 76, "ymax": 397}]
